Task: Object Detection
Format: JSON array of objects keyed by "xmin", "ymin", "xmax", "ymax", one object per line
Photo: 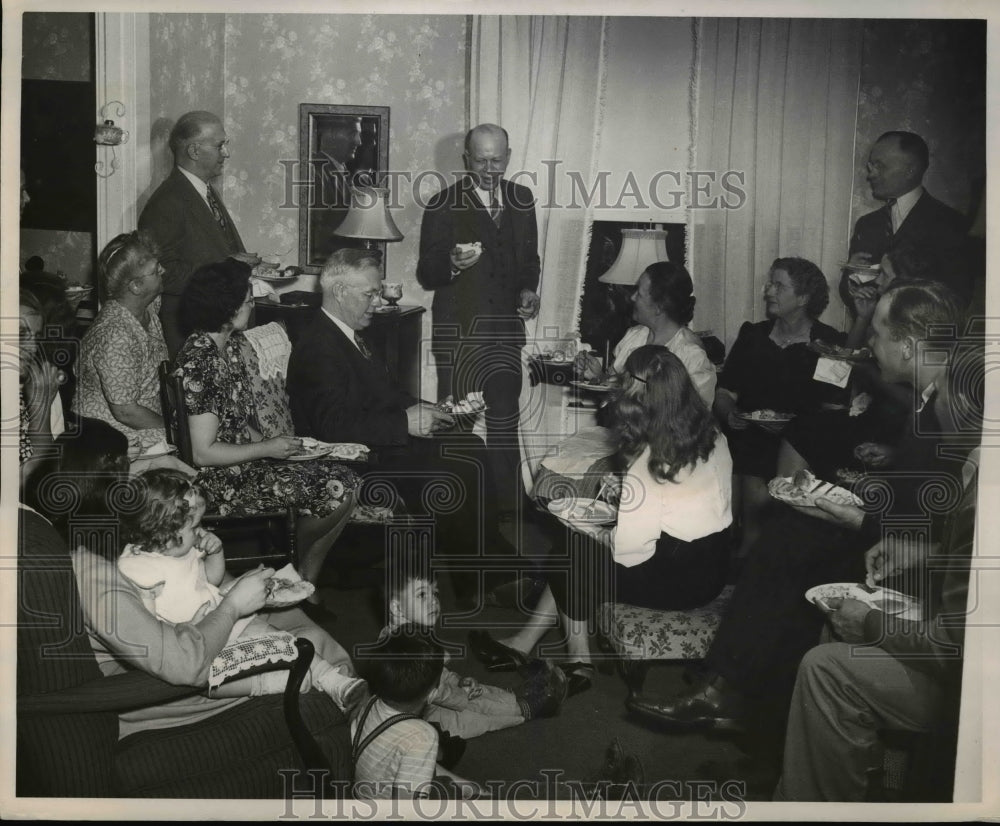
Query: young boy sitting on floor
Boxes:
[
  {"xmin": 379, "ymin": 549, "xmax": 567, "ymax": 741},
  {"xmin": 353, "ymin": 625, "xmax": 482, "ymax": 800}
]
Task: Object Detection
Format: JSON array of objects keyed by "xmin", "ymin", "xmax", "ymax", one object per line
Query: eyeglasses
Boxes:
[
  {"xmin": 628, "ymin": 372, "xmax": 647, "ymax": 384},
  {"xmin": 195, "ymin": 138, "xmax": 231, "ymax": 151},
  {"xmin": 349, "ymin": 285, "xmax": 382, "ymax": 302}
]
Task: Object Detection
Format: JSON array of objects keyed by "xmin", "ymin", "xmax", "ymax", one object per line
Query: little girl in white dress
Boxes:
[{"xmin": 117, "ymin": 468, "xmax": 366, "ymax": 712}]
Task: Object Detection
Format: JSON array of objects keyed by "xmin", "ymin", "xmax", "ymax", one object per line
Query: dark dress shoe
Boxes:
[
  {"xmin": 467, "ymin": 629, "xmax": 530, "ymax": 672},
  {"xmin": 558, "ymin": 661, "xmax": 595, "ymax": 697},
  {"xmin": 626, "ymin": 678, "xmax": 744, "ymax": 732},
  {"xmin": 515, "ymin": 661, "xmax": 568, "ymax": 719}
]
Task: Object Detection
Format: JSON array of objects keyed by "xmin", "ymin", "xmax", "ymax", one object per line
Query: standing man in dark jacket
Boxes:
[
  {"xmin": 139, "ymin": 110, "xmax": 256, "ymax": 356},
  {"xmin": 417, "ymin": 124, "xmax": 541, "ymax": 520}
]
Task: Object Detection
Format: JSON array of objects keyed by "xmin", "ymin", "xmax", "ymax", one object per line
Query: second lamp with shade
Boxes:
[
  {"xmin": 598, "ymin": 227, "xmax": 669, "ymax": 285},
  {"xmin": 334, "ymin": 186, "xmax": 404, "ymax": 247}
]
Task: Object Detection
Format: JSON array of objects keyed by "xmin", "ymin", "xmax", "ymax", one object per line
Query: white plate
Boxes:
[
  {"xmin": 253, "ymin": 272, "xmax": 299, "ymax": 283},
  {"xmin": 264, "ymin": 577, "xmax": 316, "ymax": 608},
  {"xmin": 737, "ymin": 409, "xmax": 795, "ymax": 423},
  {"xmin": 285, "ymin": 447, "xmax": 334, "ymax": 462},
  {"xmin": 805, "ymin": 582, "xmax": 918, "ymax": 617},
  {"xmin": 140, "ymin": 444, "xmax": 178, "ymax": 459},
  {"xmin": 547, "ymin": 497, "xmax": 617, "ymax": 526},
  {"xmin": 570, "ymin": 380, "xmax": 613, "ymax": 393},
  {"xmin": 768, "ymin": 475, "xmax": 862, "ymax": 508}
]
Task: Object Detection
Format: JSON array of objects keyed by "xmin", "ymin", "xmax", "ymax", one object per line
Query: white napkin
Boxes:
[
  {"xmin": 251, "ymin": 279, "xmax": 278, "ymax": 299},
  {"xmin": 541, "ymin": 426, "xmax": 617, "ymax": 476},
  {"xmin": 813, "ymin": 356, "xmax": 852, "ymax": 388}
]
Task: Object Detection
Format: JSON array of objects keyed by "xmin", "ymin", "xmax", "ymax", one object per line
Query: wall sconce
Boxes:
[
  {"xmin": 334, "ymin": 186, "xmax": 404, "ymax": 249},
  {"xmin": 94, "ymin": 101, "xmax": 129, "ymax": 178},
  {"xmin": 598, "ymin": 227, "xmax": 670, "ymax": 285}
]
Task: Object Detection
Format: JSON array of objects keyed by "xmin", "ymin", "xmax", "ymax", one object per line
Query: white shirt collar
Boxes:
[
  {"xmin": 322, "ymin": 307, "xmax": 365, "ymax": 353},
  {"xmin": 890, "ymin": 185, "xmax": 924, "ymax": 232},
  {"xmin": 178, "ymin": 165, "xmax": 210, "ymax": 200},
  {"xmin": 469, "ymin": 176, "xmax": 502, "ymax": 208},
  {"xmin": 915, "ymin": 380, "xmax": 936, "ymax": 413}
]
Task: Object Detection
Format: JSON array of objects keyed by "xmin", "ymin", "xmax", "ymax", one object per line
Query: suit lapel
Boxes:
[{"xmin": 172, "ymin": 169, "xmax": 245, "ymax": 254}]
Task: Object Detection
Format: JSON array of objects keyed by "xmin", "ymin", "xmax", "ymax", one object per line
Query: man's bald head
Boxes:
[{"xmin": 463, "ymin": 123, "xmax": 511, "ymax": 193}]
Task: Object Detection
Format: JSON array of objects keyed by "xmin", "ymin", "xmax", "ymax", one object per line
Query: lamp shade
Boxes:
[
  {"xmin": 333, "ymin": 186, "xmax": 404, "ymax": 242},
  {"xmin": 598, "ymin": 228, "xmax": 669, "ymax": 285}
]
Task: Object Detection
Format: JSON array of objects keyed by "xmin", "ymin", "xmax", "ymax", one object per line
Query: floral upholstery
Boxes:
[
  {"xmin": 238, "ymin": 332, "xmax": 295, "ymax": 439},
  {"xmin": 597, "ymin": 585, "xmax": 734, "ymax": 661}
]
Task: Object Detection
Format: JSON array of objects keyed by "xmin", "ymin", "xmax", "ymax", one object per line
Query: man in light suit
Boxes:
[
  {"xmin": 286, "ymin": 248, "xmax": 515, "ymax": 604},
  {"xmin": 139, "ymin": 110, "xmax": 256, "ymax": 356},
  {"xmin": 416, "ymin": 124, "xmax": 541, "ymax": 520}
]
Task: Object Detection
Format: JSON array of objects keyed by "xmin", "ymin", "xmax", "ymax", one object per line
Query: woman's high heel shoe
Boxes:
[{"xmin": 467, "ymin": 629, "xmax": 531, "ymax": 673}]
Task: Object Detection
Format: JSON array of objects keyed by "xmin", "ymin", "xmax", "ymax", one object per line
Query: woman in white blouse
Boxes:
[
  {"xmin": 471, "ymin": 345, "xmax": 733, "ymax": 694},
  {"xmin": 574, "ymin": 261, "xmax": 717, "ymax": 407}
]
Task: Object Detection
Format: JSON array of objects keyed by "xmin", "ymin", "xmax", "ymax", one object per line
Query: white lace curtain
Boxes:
[{"xmin": 690, "ymin": 18, "xmax": 864, "ymax": 348}]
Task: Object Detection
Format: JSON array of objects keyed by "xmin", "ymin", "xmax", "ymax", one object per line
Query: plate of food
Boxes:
[
  {"xmin": 570, "ymin": 379, "xmax": 613, "ymax": 393},
  {"xmin": 253, "ymin": 269, "xmax": 299, "ymax": 283},
  {"xmin": 805, "ymin": 582, "xmax": 918, "ymax": 617},
  {"xmin": 454, "ymin": 241, "xmax": 483, "ymax": 255},
  {"xmin": 285, "ymin": 443, "xmax": 335, "ymax": 462},
  {"xmin": 263, "ymin": 565, "xmax": 316, "ymax": 608},
  {"xmin": 737, "ymin": 409, "xmax": 796, "ymax": 424},
  {"xmin": 808, "ymin": 341, "xmax": 873, "ymax": 362},
  {"xmin": 296, "ymin": 438, "xmax": 369, "ymax": 462},
  {"xmin": 547, "ymin": 497, "xmax": 617, "ymax": 526},
  {"xmin": 438, "ymin": 393, "xmax": 487, "ymax": 416},
  {"xmin": 768, "ymin": 469, "xmax": 863, "ymax": 508}
]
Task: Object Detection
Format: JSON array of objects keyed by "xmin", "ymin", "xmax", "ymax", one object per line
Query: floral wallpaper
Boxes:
[
  {"xmin": 146, "ymin": 12, "xmax": 468, "ymax": 393},
  {"xmin": 146, "ymin": 13, "xmax": 466, "ymax": 282},
  {"xmin": 851, "ymin": 19, "xmax": 986, "ymax": 226}
]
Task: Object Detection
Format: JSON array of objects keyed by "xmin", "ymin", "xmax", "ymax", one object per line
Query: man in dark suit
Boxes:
[
  {"xmin": 417, "ymin": 123, "xmax": 541, "ymax": 519},
  {"xmin": 139, "ymin": 110, "xmax": 256, "ymax": 356},
  {"xmin": 286, "ymin": 248, "xmax": 514, "ymax": 603},
  {"xmin": 843, "ymin": 131, "xmax": 970, "ymax": 323}
]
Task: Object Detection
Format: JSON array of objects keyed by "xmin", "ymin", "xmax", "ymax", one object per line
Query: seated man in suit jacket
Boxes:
[
  {"xmin": 139, "ymin": 110, "xmax": 258, "ymax": 356},
  {"xmin": 286, "ymin": 248, "xmax": 517, "ymax": 603}
]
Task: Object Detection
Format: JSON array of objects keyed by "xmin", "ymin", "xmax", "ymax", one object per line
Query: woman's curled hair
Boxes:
[
  {"xmin": 643, "ymin": 261, "xmax": 696, "ymax": 325},
  {"xmin": 178, "ymin": 258, "xmax": 252, "ymax": 336},
  {"xmin": 610, "ymin": 345, "xmax": 719, "ymax": 483}
]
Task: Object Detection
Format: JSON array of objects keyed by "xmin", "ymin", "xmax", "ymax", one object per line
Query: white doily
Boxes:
[{"xmin": 209, "ymin": 631, "xmax": 298, "ymax": 689}]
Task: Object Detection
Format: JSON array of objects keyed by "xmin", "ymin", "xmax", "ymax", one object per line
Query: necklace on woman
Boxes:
[{"xmin": 771, "ymin": 319, "xmax": 811, "ymax": 348}]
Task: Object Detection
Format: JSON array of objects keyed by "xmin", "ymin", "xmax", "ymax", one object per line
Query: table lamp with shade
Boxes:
[
  {"xmin": 333, "ymin": 186, "xmax": 404, "ymax": 248},
  {"xmin": 597, "ymin": 227, "xmax": 670, "ymax": 285}
]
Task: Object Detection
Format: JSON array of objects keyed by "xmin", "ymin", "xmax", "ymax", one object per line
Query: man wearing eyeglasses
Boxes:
[
  {"xmin": 417, "ymin": 123, "xmax": 541, "ymax": 525},
  {"xmin": 139, "ymin": 110, "xmax": 257, "ymax": 356},
  {"xmin": 287, "ymin": 248, "xmax": 514, "ymax": 604}
]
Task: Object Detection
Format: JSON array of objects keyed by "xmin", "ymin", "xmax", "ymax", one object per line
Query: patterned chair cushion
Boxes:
[{"xmin": 597, "ymin": 585, "xmax": 734, "ymax": 661}]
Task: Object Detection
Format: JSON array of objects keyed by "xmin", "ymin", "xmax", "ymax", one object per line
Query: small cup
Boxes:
[{"xmin": 382, "ymin": 282, "xmax": 403, "ymax": 301}]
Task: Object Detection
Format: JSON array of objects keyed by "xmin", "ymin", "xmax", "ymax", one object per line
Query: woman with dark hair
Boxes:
[
  {"xmin": 75, "ymin": 231, "xmax": 170, "ymax": 454},
  {"xmin": 575, "ymin": 261, "xmax": 716, "ymax": 405},
  {"xmin": 472, "ymin": 346, "xmax": 733, "ymax": 694},
  {"xmin": 174, "ymin": 259, "xmax": 360, "ymax": 615},
  {"xmin": 713, "ymin": 256, "xmax": 845, "ymax": 559}
]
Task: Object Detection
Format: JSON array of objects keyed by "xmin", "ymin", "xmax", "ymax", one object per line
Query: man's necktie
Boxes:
[
  {"xmin": 206, "ymin": 187, "xmax": 227, "ymax": 231},
  {"xmin": 490, "ymin": 190, "xmax": 503, "ymax": 226},
  {"xmin": 354, "ymin": 332, "xmax": 372, "ymax": 360},
  {"xmin": 883, "ymin": 197, "xmax": 897, "ymax": 242}
]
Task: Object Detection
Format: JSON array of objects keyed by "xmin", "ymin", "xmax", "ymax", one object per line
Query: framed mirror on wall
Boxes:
[{"xmin": 298, "ymin": 103, "xmax": 390, "ymax": 270}]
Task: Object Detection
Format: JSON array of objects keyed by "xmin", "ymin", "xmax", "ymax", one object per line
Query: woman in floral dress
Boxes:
[{"xmin": 175, "ymin": 258, "xmax": 359, "ymax": 616}]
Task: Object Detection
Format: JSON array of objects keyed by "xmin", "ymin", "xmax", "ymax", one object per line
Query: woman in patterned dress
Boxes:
[
  {"xmin": 75, "ymin": 231, "xmax": 170, "ymax": 454},
  {"xmin": 175, "ymin": 259, "xmax": 360, "ymax": 612}
]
